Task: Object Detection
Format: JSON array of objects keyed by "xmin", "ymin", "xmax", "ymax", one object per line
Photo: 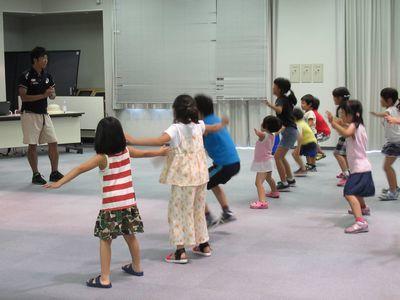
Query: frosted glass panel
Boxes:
[
  {"xmin": 114, "ymin": 0, "xmax": 269, "ymax": 104},
  {"xmin": 114, "ymin": 0, "xmax": 216, "ymax": 103},
  {"xmin": 215, "ymin": 0, "xmax": 268, "ymax": 100}
]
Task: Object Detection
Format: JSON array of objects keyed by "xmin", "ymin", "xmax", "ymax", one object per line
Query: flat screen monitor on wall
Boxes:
[{"xmin": 5, "ymin": 50, "xmax": 80, "ymax": 111}]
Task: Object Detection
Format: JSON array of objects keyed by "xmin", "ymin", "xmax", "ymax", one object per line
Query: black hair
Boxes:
[
  {"xmin": 293, "ymin": 107, "xmax": 304, "ymax": 121},
  {"xmin": 262, "ymin": 115, "xmax": 282, "ymax": 133},
  {"xmin": 332, "ymin": 87, "xmax": 350, "ymax": 101},
  {"xmin": 194, "ymin": 94, "xmax": 214, "ymax": 117},
  {"xmin": 172, "ymin": 94, "xmax": 199, "ymax": 124},
  {"xmin": 301, "ymin": 94, "xmax": 314, "ymax": 106},
  {"xmin": 273, "ymin": 77, "xmax": 297, "ymax": 106},
  {"xmin": 311, "ymin": 97, "xmax": 320, "ymax": 110},
  {"xmin": 30, "ymin": 46, "xmax": 48, "ymax": 65},
  {"xmin": 333, "ymin": 87, "xmax": 350, "ymax": 117},
  {"xmin": 94, "ymin": 117, "xmax": 126, "ymax": 155},
  {"xmin": 340, "ymin": 99, "xmax": 364, "ymax": 128},
  {"xmin": 380, "ymin": 88, "xmax": 399, "ymax": 109}
]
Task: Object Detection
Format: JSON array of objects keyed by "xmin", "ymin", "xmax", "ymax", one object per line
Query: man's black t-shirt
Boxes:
[
  {"xmin": 275, "ymin": 97, "xmax": 296, "ymax": 128},
  {"xmin": 18, "ymin": 68, "xmax": 55, "ymax": 114}
]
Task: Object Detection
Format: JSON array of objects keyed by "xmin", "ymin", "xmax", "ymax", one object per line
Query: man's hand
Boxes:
[{"xmin": 44, "ymin": 87, "xmax": 55, "ymax": 98}]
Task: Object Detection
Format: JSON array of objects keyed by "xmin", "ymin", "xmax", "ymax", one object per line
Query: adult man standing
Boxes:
[{"xmin": 18, "ymin": 47, "xmax": 64, "ymax": 185}]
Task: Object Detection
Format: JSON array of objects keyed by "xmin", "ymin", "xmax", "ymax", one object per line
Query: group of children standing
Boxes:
[
  {"xmin": 42, "ymin": 78, "xmax": 400, "ymax": 288},
  {"xmin": 250, "ymin": 78, "xmax": 400, "ymax": 235}
]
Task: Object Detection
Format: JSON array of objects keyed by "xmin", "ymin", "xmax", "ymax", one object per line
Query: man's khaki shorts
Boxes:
[{"xmin": 21, "ymin": 112, "xmax": 58, "ymax": 145}]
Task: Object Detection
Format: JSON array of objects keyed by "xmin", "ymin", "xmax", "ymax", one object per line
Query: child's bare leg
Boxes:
[
  {"xmin": 282, "ymin": 156, "xmax": 293, "ymax": 179},
  {"xmin": 345, "ymin": 195, "xmax": 362, "ymax": 219},
  {"xmin": 123, "ymin": 234, "xmax": 142, "ymax": 272},
  {"xmin": 99, "ymin": 239, "xmax": 112, "ymax": 284},
  {"xmin": 292, "ymin": 151, "xmax": 305, "ymax": 171},
  {"xmin": 334, "ymin": 153, "xmax": 348, "ymax": 173},
  {"xmin": 317, "ymin": 144, "xmax": 324, "ymax": 154},
  {"xmin": 356, "ymin": 196, "xmax": 366, "ymax": 209},
  {"xmin": 274, "ymin": 147, "xmax": 289, "ymax": 181},
  {"xmin": 265, "ymin": 171, "xmax": 277, "ymax": 193},
  {"xmin": 255, "ymin": 172, "xmax": 268, "ymax": 203},
  {"xmin": 308, "ymin": 156, "xmax": 316, "ymax": 165},
  {"xmin": 383, "ymin": 156, "xmax": 397, "ymax": 192}
]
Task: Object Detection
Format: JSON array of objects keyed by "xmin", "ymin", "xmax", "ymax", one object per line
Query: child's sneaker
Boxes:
[
  {"xmin": 294, "ymin": 168, "xmax": 307, "ymax": 177},
  {"xmin": 266, "ymin": 191, "xmax": 280, "ymax": 198},
  {"xmin": 316, "ymin": 153, "xmax": 326, "ymax": 161},
  {"xmin": 306, "ymin": 164, "xmax": 317, "ymax": 172},
  {"xmin": 347, "ymin": 206, "xmax": 371, "ymax": 216},
  {"xmin": 220, "ymin": 209, "xmax": 236, "ymax": 224},
  {"xmin": 381, "ymin": 187, "xmax": 400, "ymax": 194},
  {"xmin": 337, "ymin": 177, "xmax": 347, "ymax": 186},
  {"xmin": 287, "ymin": 178, "xmax": 296, "ymax": 187},
  {"xmin": 277, "ymin": 181, "xmax": 290, "ymax": 191},
  {"xmin": 379, "ymin": 191, "xmax": 399, "ymax": 201},
  {"xmin": 206, "ymin": 213, "xmax": 219, "ymax": 228},
  {"xmin": 344, "ymin": 221, "xmax": 369, "ymax": 234},
  {"xmin": 250, "ymin": 201, "xmax": 268, "ymax": 209}
]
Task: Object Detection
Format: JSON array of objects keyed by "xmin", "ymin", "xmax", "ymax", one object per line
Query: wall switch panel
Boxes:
[
  {"xmin": 290, "ymin": 64, "xmax": 300, "ymax": 83},
  {"xmin": 312, "ymin": 64, "xmax": 323, "ymax": 83},
  {"xmin": 301, "ymin": 64, "xmax": 312, "ymax": 83}
]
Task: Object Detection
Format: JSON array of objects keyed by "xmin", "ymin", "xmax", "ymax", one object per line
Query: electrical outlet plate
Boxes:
[
  {"xmin": 290, "ymin": 64, "xmax": 300, "ymax": 83},
  {"xmin": 312, "ymin": 64, "xmax": 323, "ymax": 83},
  {"xmin": 301, "ymin": 64, "xmax": 312, "ymax": 83}
]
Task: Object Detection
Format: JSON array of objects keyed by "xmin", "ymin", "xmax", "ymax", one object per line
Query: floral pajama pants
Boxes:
[{"xmin": 168, "ymin": 184, "xmax": 209, "ymax": 246}]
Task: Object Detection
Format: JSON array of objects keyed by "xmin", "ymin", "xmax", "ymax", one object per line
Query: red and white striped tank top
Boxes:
[{"xmin": 100, "ymin": 148, "xmax": 136, "ymax": 211}]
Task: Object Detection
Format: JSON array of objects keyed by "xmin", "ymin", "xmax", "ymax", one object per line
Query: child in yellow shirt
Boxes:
[{"xmin": 292, "ymin": 108, "xmax": 318, "ymax": 176}]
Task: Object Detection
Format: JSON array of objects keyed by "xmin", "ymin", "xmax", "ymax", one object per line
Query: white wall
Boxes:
[
  {"xmin": 275, "ymin": 0, "xmax": 345, "ymax": 146},
  {"xmin": 0, "ymin": 0, "xmax": 42, "ymax": 102}
]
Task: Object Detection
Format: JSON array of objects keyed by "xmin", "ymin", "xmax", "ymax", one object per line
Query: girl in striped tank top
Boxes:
[{"xmin": 45, "ymin": 117, "xmax": 169, "ymax": 288}]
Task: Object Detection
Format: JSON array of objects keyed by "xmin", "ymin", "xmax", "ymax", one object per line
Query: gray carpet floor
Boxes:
[{"xmin": 1, "ymin": 148, "xmax": 400, "ymax": 300}]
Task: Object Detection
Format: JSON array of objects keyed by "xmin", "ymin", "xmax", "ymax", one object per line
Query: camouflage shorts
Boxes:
[{"xmin": 94, "ymin": 205, "xmax": 144, "ymax": 240}]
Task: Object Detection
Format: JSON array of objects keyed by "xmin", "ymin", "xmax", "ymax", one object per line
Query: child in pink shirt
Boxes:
[
  {"xmin": 327, "ymin": 100, "xmax": 375, "ymax": 234},
  {"xmin": 250, "ymin": 116, "xmax": 282, "ymax": 209}
]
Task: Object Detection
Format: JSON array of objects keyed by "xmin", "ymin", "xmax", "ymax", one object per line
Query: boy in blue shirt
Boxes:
[{"xmin": 195, "ymin": 95, "xmax": 241, "ymax": 227}]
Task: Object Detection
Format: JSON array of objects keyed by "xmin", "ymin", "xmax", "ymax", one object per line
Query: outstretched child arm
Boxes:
[
  {"xmin": 254, "ymin": 128, "xmax": 266, "ymax": 141},
  {"xmin": 326, "ymin": 111, "xmax": 356, "ymax": 137},
  {"xmin": 44, "ymin": 154, "xmax": 105, "ymax": 189},
  {"xmin": 126, "ymin": 133, "xmax": 171, "ymax": 147},
  {"xmin": 204, "ymin": 116, "xmax": 229, "ymax": 135},
  {"xmin": 128, "ymin": 145, "xmax": 170, "ymax": 158},
  {"xmin": 370, "ymin": 111, "xmax": 389, "ymax": 118}
]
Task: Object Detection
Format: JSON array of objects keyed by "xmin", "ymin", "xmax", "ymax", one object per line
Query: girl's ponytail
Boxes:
[{"xmin": 286, "ymin": 89, "xmax": 297, "ymax": 106}]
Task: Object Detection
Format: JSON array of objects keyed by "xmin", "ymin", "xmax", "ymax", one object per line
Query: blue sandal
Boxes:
[
  {"xmin": 86, "ymin": 275, "xmax": 112, "ymax": 288},
  {"xmin": 122, "ymin": 264, "xmax": 144, "ymax": 276}
]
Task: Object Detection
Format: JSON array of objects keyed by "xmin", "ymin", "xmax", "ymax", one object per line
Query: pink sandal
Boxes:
[{"xmin": 250, "ymin": 201, "xmax": 269, "ymax": 209}]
